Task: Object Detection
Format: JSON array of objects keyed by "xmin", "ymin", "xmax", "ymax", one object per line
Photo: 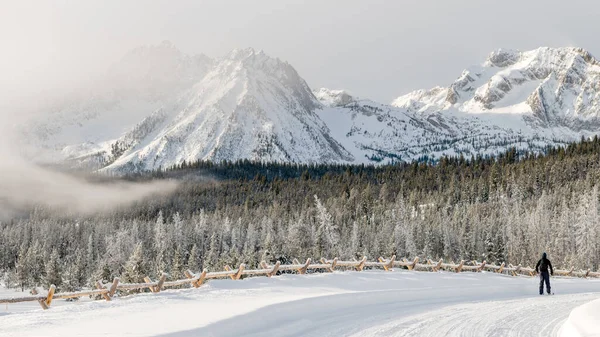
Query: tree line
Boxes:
[{"xmin": 1, "ymin": 137, "xmax": 600, "ymax": 291}]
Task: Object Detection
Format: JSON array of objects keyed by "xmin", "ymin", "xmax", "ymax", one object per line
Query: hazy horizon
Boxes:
[{"xmin": 2, "ymin": 0, "xmax": 600, "ymax": 105}]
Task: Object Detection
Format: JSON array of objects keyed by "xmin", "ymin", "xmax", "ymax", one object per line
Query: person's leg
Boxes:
[
  {"xmin": 545, "ymin": 272, "xmax": 551, "ymax": 294},
  {"xmin": 539, "ymin": 273, "xmax": 544, "ymax": 295}
]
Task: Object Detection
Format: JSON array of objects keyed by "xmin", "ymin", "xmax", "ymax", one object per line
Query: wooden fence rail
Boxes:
[{"xmin": 1, "ymin": 256, "xmax": 598, "ymax": 310}]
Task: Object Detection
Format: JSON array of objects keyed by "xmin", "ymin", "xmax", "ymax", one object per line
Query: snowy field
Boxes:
[{"xmin": 1, "ymin": 270, "xmax": 599, "ymax": 337}]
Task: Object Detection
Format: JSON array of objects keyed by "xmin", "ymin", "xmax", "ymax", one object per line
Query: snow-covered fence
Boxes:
[{"xmin": 1, "ymin": 256, "xmax": 598, "ymax": 310}]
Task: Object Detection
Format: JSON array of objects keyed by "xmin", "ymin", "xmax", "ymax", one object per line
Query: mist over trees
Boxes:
[{"xmin": 2, "ymin": 138, "xmax": 600, "ymax": 291}]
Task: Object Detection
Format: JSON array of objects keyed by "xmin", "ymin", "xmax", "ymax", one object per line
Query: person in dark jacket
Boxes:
[{"xmin": 535, "ymin": 252, "xmax": 554, "ymax": 295}]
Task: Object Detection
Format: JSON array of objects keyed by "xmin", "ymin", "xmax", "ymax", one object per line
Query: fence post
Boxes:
[
  {"xmin": 433, "ymin": 259, "xmax": 443, "ymax": 272},
  {"xmin": 321, "ymin": 258, "xmax": 337, "ymax": 272},
  {"xmin": 408, "ymin": 257, "xmax": 419, "ymax": 271},
  {"xmin": 585, "ymin": 269, "xmax": 591, "ymax": 278},
  {"xmin": 498, "ymin": 263, "xmax": 505, "ymax": 274},
  {"xmin": 224, "ymin": 265, "xmax": 234, "ymax": 279},
  {"xmin": 330, "ymin": 257, "xmax": 338, "ymax": 272},
  {"xmin": 478, "ymin": 261, "xmax": 487, "ymax": 272},
  {"xmin": 45, "ymin": 285, "xmax": 56, "ymax": 308},
  {"xmin": 381, "ymin": 255, "xmax": 395, "ymax": 271},
  {"xmin": 185, "ymin": 270, "xmax": 199, "ymax": 288},
  {"xmin": 156, "ymin": 273, "xmax": 167, "ymax": 292},
  {"xmin": 197, "ymin": 269, "xmax": 207, "ymax": 286},
  {"xmin": 567, "ymin": 267, "xmax": 574, "ymax": 276},
  {"xmin": 109, "ymin": 278, "xmax": 120, "ymax": 297},
  {"xmin": 356, "ymin": 256, "xmax": 367, "ymax": 271},
  {"xmin": 267, "ymin": 261, "xmax": 280, "ymax": 277},
  {"xmin": 515, "ymin": 264, "xmax": 522, "ymax": 276},
  {"xmin": 298, "ymin": 258, "xmax": 311, "ymax": 274},
  {"xmin": 234, "ymin": 264, "xmax": 245, "ymax": 280},
  {"xmin": 96, "ymin": 281, "xmax": 111, "ymax": 301},
  {"xmin": 456, "ymin": 260, "xmax": 464, "ymax": 273},
  {"xmin": 143, "ymin": 277, "xmax": 156, "ymax": 293}
]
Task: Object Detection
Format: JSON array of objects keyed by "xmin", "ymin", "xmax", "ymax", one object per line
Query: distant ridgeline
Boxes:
[
  {"xmin": 147, "ymin": 134, "xmax": 597, "ymax": 183},
  {"xmin": 2, "ymin": 136, "xmax": 600, "ymax": 291}
]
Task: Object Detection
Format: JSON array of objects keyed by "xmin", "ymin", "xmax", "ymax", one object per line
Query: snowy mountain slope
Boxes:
[
  {"xmin": 316, "ymin": 47, "xmax": 600, "ymax": 163},
  {"xmin": 316, "ymin": 93, "xmax": 590, "ymax": 164},
  {"xmin": 104, "ymin": 48, "xmax": 353, "ymax": 171},
  {"xmin": 313, "ymin": 88, "xmax": 355, "ymax": 107},
  {"xmin": 1, "ymin": 271, "xmax": 599, "ymax": 336},
  {"xmin": 27, "ymin": 41, "xmax": 214, "ymax": 156},
  {"xmin": 24, "ymin": 45, "xmax": 600, "ymax": 170},
  {"xmin": 392, "ymin": 47, "xmax": 600, "ymax": 128}
]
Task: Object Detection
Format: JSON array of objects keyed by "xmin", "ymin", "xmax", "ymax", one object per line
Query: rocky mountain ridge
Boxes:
[{"xmin": 25, "ymin": 44, "xmax": 600, "ymax": 171}]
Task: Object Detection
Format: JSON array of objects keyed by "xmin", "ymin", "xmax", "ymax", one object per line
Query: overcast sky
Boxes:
[{"xmin": 1, "ymin": 0, "xmax": 599, "ymax": 104}]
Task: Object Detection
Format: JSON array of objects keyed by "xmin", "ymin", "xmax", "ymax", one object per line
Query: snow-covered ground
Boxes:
[
  {"xmin": 560, "ymin": 298, "xmax": 600, "ymax": 337},
  {"xmin": 1, "ymin": 270, "xmax": 599, "ymax": 337}
]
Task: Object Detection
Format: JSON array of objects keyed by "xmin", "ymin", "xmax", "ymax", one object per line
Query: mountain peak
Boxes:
[
  {"xmin": 392, "ymin": 46, "xmax": 600, "ymax": 123},
  {"xmin": 485, "ymin": 48, "xmax": 521, "ymax": 67},
  {"xmin": 100, "ymin": 45, "xmax": 350, "ymax": 171},
  {"xmin": 29, "ymin": 43, "xmax": 600, "ymax": 172},
  {"xmin": 314, "ymin": 88, "xmax": 355, "ymax": 107},
  {"xmin": 226, "ymin": 47, "xmax": 274, "ymax": 64}
]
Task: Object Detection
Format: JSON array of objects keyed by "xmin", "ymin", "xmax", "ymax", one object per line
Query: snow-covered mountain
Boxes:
[
  {"xmin": 24, "ymin": 45, "xmax": 600, "ymax": 171},
  {"xmin": 316, "ymin": 47, "xmax": 600, "ymax": 163},
  {"xmin": 29, "ymin": 41, "xmax": 214, "ymax": 151},
  {"xmin": 392, "ymin": 47, "xmax": 600, "ymax": 128},
  {"xmin": 106, "ymin": 48, "xmax": 352, "ymax": 171},
  {"xmin": 313, "ymin": 88, "xmax": 355, "ymax": 107}
]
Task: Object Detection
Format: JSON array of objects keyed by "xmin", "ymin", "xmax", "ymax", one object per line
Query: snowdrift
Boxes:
[{"xmin": 560, "ymin": 298, "xmax": 600, "ymax": 337}]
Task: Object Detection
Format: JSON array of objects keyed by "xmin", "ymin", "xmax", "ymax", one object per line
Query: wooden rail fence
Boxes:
[{"xmin": 1, "ymin": 256, "xmax": 599, "ymax": 310}]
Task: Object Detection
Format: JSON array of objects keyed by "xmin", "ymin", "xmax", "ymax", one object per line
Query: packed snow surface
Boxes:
[
  {"xmin": 560, "ymin": 298, "xmax": 600, "ymax": 337},
  {"xmin": 1, "ymin": 271, "xmax": 599, "ymax": 336}
]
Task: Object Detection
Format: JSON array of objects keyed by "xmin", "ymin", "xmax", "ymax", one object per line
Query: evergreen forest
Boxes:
[{"xmin": 2, "ymin": 137, "xmax": 600, "ymax": 291}]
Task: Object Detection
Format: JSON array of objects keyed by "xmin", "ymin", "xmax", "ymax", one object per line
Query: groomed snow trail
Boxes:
[
  {"xmin": 1, "ymin": 271, "xmax": 599, "ymax": 337},
  {"xmin": 162, "ymin": 276, "xmax": 598, "ymax": 337},
  {"xmin": 351, "ymin": 294, "xmax": 594, "ymax": 337}
]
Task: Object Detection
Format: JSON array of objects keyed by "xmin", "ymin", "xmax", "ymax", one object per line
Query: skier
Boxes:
[{"xmin": 535, "ymin": 252, "xmax": 554, "ymax": 295}]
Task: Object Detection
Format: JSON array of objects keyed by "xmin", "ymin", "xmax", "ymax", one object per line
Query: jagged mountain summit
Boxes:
[
  {"xmin": 29, "ymin": 45, "xmax": 353, "ymax": 171},
  {"xmin": 25, "ymin": 44, "xmax": 600, "ymax": 171},
  {"xmin": 392, "ymin": 47, "xmax": 600, "ymax": 129},
  {"xmin": 106, "ymin": 48, "xmax": 352, "ymax": 171},
  {"xmin": 313, "ymin": 88, "xmax": 355, "ymax": 107}
]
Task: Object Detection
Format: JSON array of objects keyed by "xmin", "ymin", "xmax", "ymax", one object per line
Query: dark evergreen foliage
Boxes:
[{"xmin": 2, "ymin": 137, "xmax": 600, "ymax": 289}]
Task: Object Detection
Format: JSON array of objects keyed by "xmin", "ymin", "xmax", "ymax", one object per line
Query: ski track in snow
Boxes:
[
  {"xmin": 162, "ymin": 289, "xmax": 596, "ymax": 337},
  {"xmin": 351, "ymin": 295, "xmax": 592, "ymax": 337},
  {"xmin": 1, "ymin": 271, "xmax": 599, "ymax": 337}
]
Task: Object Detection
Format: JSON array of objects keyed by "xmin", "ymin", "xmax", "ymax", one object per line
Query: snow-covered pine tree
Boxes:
[
  {"xmin": 122, "ymin": 243, "xmax": 147, "ymax": 285},
  {"xmin": 314, "ymin": 195, "xmax": 339, "ymax": 258},
  {"xmin": 154, "ymin": 211, "xmax": 168, "ymax": 276},
  {"xmin": 171, "ymin": 249, "xmax": 184, "ymax": 280},
  {"xmin": 205, "ymin": 231, "xmax": 221, "ymax": 270},
  {"xmin": 44, "ymin": 249, "xmax": 62, "ymax": 289},
  {"xmin": 187, "ymin": 243, "xmax": 201, "ymax": 272}
]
